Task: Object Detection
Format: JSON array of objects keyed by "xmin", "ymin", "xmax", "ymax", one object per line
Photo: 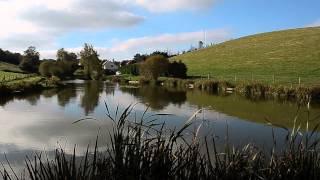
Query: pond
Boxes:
[{"xmin": 0, "ymin": 80, "xmax": 320, "ymax": 171}]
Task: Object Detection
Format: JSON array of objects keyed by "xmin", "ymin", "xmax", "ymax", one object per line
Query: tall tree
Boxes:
[
  {"xmin": 80, "ymin": 44, "xmax": 103, "ymax": 80},
  {"xmin": 57, "ymin": 48, "xmax": 77, "ymax": 62},
  {"xmin": 56, "ymin": 48, "xmax": 78, "ymax": 77},
  {"xmin": 19, "ymin": 46, "xmax": 40, "ymax": 73}
]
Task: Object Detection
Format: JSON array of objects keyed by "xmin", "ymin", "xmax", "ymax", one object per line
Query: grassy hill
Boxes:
[
  {"xmin": 172, "ymin": 27, "xmax": 320, "ymax": 85},
  {"xmin": 0, "ymin": 61, "xmax": 24, "ymax": 73}
]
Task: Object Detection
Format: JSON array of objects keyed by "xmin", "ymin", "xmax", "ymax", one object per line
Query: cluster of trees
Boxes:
[
  {"xmin": 39, "ymin": 44, "xmax": 103, "ymax": 80},
  {"xmin": 39, "ymin": 48, "xmax": 78, "ymax": 78},
  {"xmin": 140, "ymin": 55, "xmax": 187, "ymax": 80},
  {"xmin": 0, "ymin": 49, "xmax": 22, "ymax": 65},
  {"xmin": 120, "ymin": 51, "xmax": 186, "ymax": 79},
  {"xmin": 132, "ymin": 51, "xmax": 172, "ymax": 63}
]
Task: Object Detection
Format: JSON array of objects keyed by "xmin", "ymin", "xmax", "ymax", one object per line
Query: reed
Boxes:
[{"xmin": 2, "ymin": 104, "xmax": 320, "ymax": 180}]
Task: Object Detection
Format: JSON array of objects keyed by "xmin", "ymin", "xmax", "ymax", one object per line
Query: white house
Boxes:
[{"xmin": 103, "ymin": 60, "xmax": 118, "ymax": 72}]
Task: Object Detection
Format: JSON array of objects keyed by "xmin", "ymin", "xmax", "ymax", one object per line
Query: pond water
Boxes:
[{"xmin": 1, "ymin": 80, "xmax": 320, "ymax": 170}]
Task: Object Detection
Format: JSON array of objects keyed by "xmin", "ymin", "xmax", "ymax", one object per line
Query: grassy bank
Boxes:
[
  {"xmin": 2, "ymin": 105, "xmax": 320, "ymax": 179},
  {"xmin": 106, "ymin": 74, "xmax": 318, "ymax": 102},
  {"xmin": 0, "ymin": 71, "xmax": 63, "ymax": 95},
  {"xmin": 171, "ymin": 27, "xmax": 320, "ymax": 86}
]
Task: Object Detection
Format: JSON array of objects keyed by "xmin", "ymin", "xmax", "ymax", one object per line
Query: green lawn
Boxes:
[{"xmin": 172, "ymin": 27, "xmax": 320, "ymax": 86}]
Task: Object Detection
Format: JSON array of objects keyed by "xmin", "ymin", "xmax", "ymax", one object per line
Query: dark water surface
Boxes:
[{"xmin": 1, "ymin": 80, "xmax": 320, "ymax": 170}]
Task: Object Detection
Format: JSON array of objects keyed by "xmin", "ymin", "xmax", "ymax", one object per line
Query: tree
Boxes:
[
  {"xmin": 80, "ymin": 44, "xmax": 103, "ymax": 80},
  {"xmin": 19, "ymin": 46, "xmax": 40, "ymax": 73},
  {"xmin": 133, "ymin": 53, "xmax": 147, "ymax": 63},
  {"xmin": 140, "ymin": 55, "xmax": 169, "ymax": 81},
  {"xmin": 0, "ymin": 48, "xmax": 22, "ymax": 65},
  {"xmin": 57, "ymin": 48, "xmax": 77, "ymax": 62},
  {"xmin": 168, "ymin": 60, "xmax": 187, "ymax": 78},
  {"xmin": 39, "ymin": 60, "xmax": 64, "ymax": 78},
  {"xmin": 56, "ymin": 48, "xmax": 78, "ymax": 77},
  {"xmin": 39, "ymin": 60, "xmax": 55, "ymax": 77}
]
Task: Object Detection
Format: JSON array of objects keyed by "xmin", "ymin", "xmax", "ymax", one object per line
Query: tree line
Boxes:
[
  {"xmin": 1, "ymin": 46, "xmax": 188, "ymax": 81},
  {"xmin": 120, "ymin": 52, "xmax": 187, "ymax": 80}
]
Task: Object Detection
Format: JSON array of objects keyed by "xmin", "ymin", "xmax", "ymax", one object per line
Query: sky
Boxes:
[{"xmin": 0, "ymin": 0, "xmax": 319, "ymax": 60}]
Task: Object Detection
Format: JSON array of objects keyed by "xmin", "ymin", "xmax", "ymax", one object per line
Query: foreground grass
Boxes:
[
  {"xmin": 171, "ymin": 27, "xmax": 320, "ymax": 86},
  {"xmin": 2, "ymin": 105, "xmax": 320, "ymax": 180}
]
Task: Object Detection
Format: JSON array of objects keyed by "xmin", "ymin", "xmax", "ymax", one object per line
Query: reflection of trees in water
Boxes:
[
  {"xmin": 120, "ymin": 86, "xmax": 187, "ymax": 110},
  {"xmin": 105, "ymin": 84, "xmax": 115, "ymax": 96},
  {"xmin": 42, "ymin": 89, "xmax": 59, "ymax": 98},
  {"xmin": 0, "ymin": 92, "xmax": 41, "ymax": 107},
  {"xmin": 81, "ymin": 81, "xmax": 104, "ymax": 115},
  {"xmin": 57, "ymin": 84, "xmax": 77, "ymax": 107}
]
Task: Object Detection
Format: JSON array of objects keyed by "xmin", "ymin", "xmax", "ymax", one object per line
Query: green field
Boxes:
[
  {"xmin": 0, "ymin": 61, "xmax": 24, "ymax": 73},
  {"xmin": 172, "ymin": 27, "xmax": 320, "ymax": 86},
  {"xmin": 0, "ymin": 71, "xmax": 33, "ymax": 83}
]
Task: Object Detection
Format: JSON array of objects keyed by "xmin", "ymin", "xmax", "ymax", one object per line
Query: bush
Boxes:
[
  {"xmin": 39, "ymin": 61, "xmax": 55, "ymax": 77},
  {"xmin": 140, "ymin": 55, "xmax": 169, "ymax": 80},
  {"xmin": 119, "ymin": 63, "xmax": 140, "ymax": 75},
  {"xmin": 168, "ymin": 60, "xmax": 187, "ymax": 78},
  {"xmin": 39, "ymin": 60, "xmax": 74, "ymax": 79}
]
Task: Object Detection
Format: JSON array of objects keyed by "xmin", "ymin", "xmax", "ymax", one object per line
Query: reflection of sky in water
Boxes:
[{"xmin": 0, "ymin": 80, "xmax": 317, "ymax": 171}]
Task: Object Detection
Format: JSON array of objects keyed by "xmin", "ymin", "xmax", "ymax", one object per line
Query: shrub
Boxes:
[
  {"xmin": 140, "ymin": 55, "xmax": 169, "ymax": 81},
  {"xmin": 119, "ymin": 63, "xmax": 140, "ymax": 75},
  {"xmin": 168, "ymin": 60, "xmax": 187, "ymax": 78}
]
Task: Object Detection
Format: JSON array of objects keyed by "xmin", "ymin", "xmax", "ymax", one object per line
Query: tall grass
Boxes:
[{"xmin": 2, "ymin": 104, "xmax": 320, "ymax": 180}]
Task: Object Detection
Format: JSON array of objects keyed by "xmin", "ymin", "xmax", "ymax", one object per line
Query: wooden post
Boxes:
[
  {"xmin": 207, "ymin": 74, "xmax": 210, "ymax": 80},
  {"xmin": 234, "ymin": 74, "xmax": 237, "ymax": 82},
  {"xmin": 299, "ymin": 77, "xmax": 301, "ymax": 86},
  {"xmin": 273, "ymin": 74, "xmax": 275, "ymax": 84}
]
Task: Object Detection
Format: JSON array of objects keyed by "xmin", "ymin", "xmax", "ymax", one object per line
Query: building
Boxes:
[{"xmin": 103, "ymin": 60, "xmax": 119, "ymax": 72}]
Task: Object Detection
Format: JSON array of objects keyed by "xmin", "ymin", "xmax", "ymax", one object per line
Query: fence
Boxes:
[{"xmin": 197, "ymin": 73, "xmax": 320, "ymax": 87}]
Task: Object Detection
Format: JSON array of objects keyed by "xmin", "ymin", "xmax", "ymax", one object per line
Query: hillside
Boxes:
[
  {"xmin": 172, "ymin": 27, "xmax": 320, "ymax": 85},
  {"xmin": 0, "ymin": 61, "xmax": 24, "ymax": 73}
]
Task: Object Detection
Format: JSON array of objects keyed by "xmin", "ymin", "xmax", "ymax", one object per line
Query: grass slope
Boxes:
[
  {"xmin": 172, "ymin": 27, "xmax": 320, "ymax": 85},
  {"xmin": 0, "ymin": 61, "xmax": 24, "ymax": 73}
]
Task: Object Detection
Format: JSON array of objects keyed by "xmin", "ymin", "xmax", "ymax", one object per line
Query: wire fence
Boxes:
[{"xmin": 197, "ymin": 74, "xmax": 320, "ymax": 86}]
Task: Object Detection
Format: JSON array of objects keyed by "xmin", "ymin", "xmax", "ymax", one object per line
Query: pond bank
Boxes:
[
  {"xmin": 162, "ymin": 78, "xmax": 319, "ymax": 103},
  {"xmin": 0, "ymin": 76, "xmax": 64, "ymax": 96},
  {"xmin": 109, "ymin": 75, "xmax": 319, "ymax": 103}
]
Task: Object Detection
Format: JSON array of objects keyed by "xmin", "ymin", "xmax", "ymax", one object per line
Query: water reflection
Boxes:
[
  {"xmin": 120, "ymin": 86, "xmax": 186, "ymax": 110},
  {"xmin": 1, "ymin": 80, "xmax": 320, "ymax": 173},
  {"xmin": 57, "ymin": 85, "xmax": 77, "ymax": 107},
  {"xmin": 80, "ymin": 81, "xmax": 104, "ymax": 115}
]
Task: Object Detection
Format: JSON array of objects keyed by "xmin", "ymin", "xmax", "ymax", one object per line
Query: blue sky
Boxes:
[{"xmin": 0, "ymin": 0, "xmax": 319, "ymax": 60}]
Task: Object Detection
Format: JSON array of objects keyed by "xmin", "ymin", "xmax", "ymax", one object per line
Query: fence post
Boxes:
[
  {"xmin": 207, "ymin": 74, "xmax": 210, "ymax": 80},
  {"xmin": 299, "ymin": 77, "xmax": 301, "ymax": 86},
  {"xmin": 273, "ymin": 74, "xmax": 275, "ymax": 84},
  {"xmin": 234, "ymin": 74, "xmax": 237, "ymax": 82}
]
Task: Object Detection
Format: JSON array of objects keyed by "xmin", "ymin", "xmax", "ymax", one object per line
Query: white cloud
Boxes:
[
  {"xmin": 306, "ymin": 19, "xmax": 320, "ymax": 27},
  {"xmin": 135, "ymin": 0, "xmax": 216, "ymax": 12},
  {"xmin": 0, "ymin": 0, "xmax": 224, "ymax": 59},
  {"xmin": 40, "ymin": 29, "xmax": 231, "ymax": 60},
  {"xmin": 0, "ymin": 0, "xmax": 144, "ymax": 50}
]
